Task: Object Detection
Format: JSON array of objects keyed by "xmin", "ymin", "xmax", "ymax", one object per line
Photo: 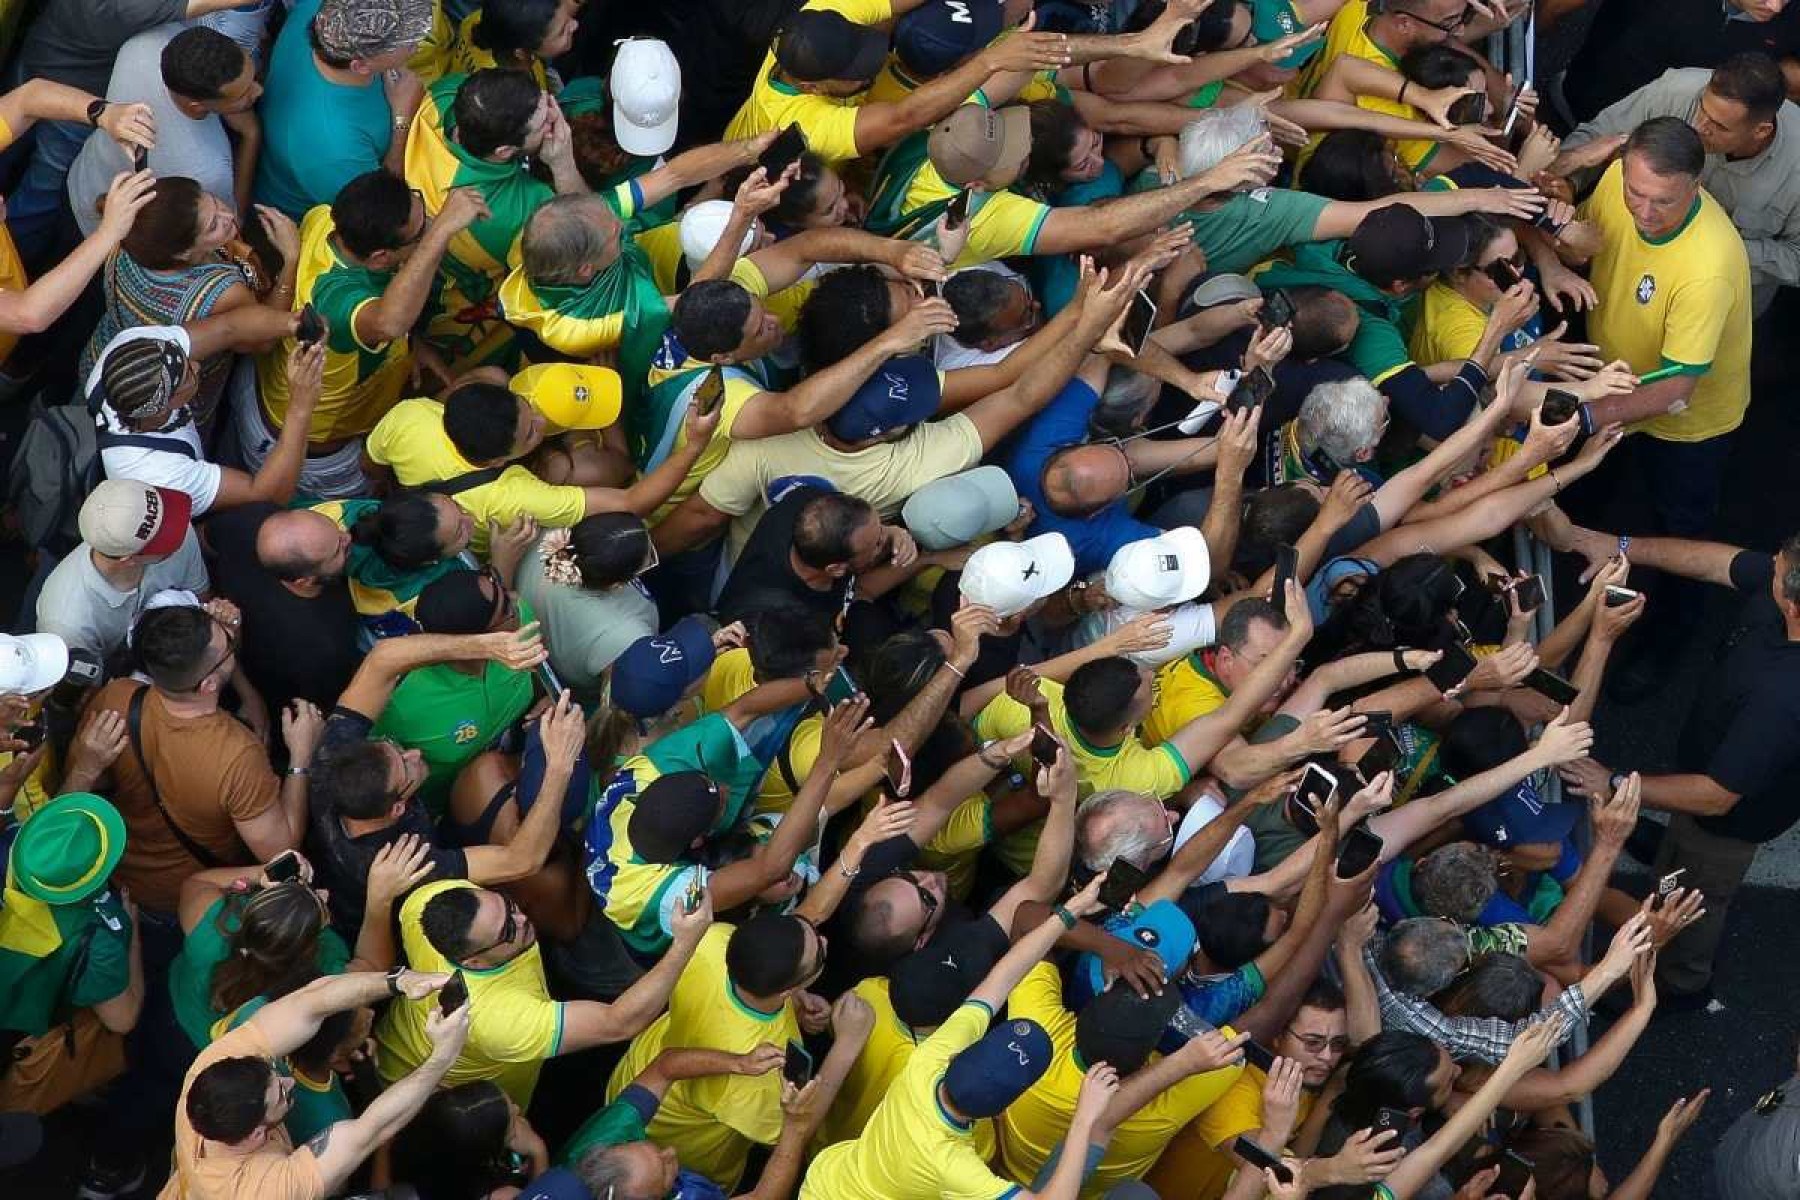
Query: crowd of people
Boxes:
[{"xmin": 1, "ymin": 0, "xmax": 1798, "ymax": 1197}]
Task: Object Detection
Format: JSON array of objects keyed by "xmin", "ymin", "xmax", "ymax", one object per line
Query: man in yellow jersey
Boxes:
[
  {"xmin": 603, "ymin": 914, "xmax": 830, "ymax": 1189},
  {"xmin": 1297, "ymin": 0, "xmax": 1474, "ymax": 109},
  {"xmin": 801, "ymin": 872, "xmax": 1118, "ymax": 1200},
  {"xmin": 865, "ymin": 102, "xmax": 1282, "ymax": 269},
  {"xmin": 974, "ymin": 582, "xmax": 1313, "ymax": 802},
  {"xmin": 1573, "ymin": 117, "xmax": 1752, "ymax": 671},
  {"xmin": 244, "ymin": 170, "xmax": 486, "ymax": 499},
  {"xmin": 375, "ymin": 875, "xmax": 710, "ymax": 1106},
  {"xmin": 361, "ymin": 373, "xmax": 714, "ymax": 557},
  {"xmin": 1147, "ymin": 980, "xmax": 1353, "ymax": 1200},
  {"xmin": 725, "ymin": 0, "xmax": 1073, "ymax": 165},
  {"xmin": 1147, "ymin": 596, "xmax": 1302, "ymax": 746}
]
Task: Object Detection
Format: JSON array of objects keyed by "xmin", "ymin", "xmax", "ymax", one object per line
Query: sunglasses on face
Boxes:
[
  {"xmin": 480, "ymin": 567, "xmax": 519, "ymax": 629},
  {"xmin": 468, "ymin": 895, "xmax": 523, "ymax": 959},
  {"xmin": 899, "ymin": 871, "xmax": 938, "ymax": 919}
]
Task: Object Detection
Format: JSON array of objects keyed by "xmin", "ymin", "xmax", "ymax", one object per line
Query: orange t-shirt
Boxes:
[{"xmin": 160, "ymin": 1021, "xmax": 325, "ymax": 1200}]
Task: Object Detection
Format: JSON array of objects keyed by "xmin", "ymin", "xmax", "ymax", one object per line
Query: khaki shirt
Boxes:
[{"xmin": 1567, "ymin": 67, "xmax": 1800, "ymax": 313}]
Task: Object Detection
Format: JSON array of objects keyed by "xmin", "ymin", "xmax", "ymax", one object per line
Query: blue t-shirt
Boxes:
[
  {"xmin": 1010, "ymin": 378, "xmax": 1160, "ymax": 577},
  {"xmin": 253, "ymin": 0, "xmax": 396, "ymax": 217}
]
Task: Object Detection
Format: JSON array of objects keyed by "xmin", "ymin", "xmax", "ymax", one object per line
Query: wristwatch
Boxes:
[
  {"xmin": 85, "ymin": 98, "xmax": 107, "ymax": 127},
  {"xmin": 1608, "ymin": 771, "xmax": 1628, "ymax": 797},
  {"xmin": 385, "ymin": 966, "xmax": 406, "ymax": 997}
]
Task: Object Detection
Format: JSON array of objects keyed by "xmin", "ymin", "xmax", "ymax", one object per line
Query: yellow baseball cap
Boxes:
[{"xmin": 511, "ymin": 363, "xmax": 623, "ymax": 431}]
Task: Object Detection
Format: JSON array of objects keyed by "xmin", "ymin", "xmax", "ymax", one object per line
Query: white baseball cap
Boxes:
[
  {"xmin": 0, "ymin": 632, "xmax": 69, "ymax": 696},
  {"xmin": 612, "ymin": 38, "xmax": 681, "ymax": 157},
  {"xmin": 959, "ymin": 533, "xmax": 1074, "ymax": 617},
  {"xmin": 679, "ymin": 200, "xmax": 755, "ymax": 269},
  {"xmin": 1106, "ymin": 526, "xmax": 1211, "ymax": 611}
]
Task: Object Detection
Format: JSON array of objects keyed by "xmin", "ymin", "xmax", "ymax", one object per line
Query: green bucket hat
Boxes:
[{"xmin": 11, "ymin": 792, "xmax": 126, "ymax": 905}]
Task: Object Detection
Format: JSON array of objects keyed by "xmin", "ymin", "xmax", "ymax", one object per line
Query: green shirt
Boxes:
[
  {"xmin": 1176, "ymin": 188, "xmax": 1330, "ymax": 276},
  {"xmin": 373, "ymin": 602, "xmax": 539, "ymax": 816},
  {"xmin": 559, "ymin": 1088, "xmax": 657, "ymax": 1165},
  {"xmin": 0, "ymin": 888, "xmax": 132, "ymax": 1037},
  {"xmin": 221, "ymin": 996, "xmax": 354, "ymax": 1143},
  {"xmin": 1257, "ymin": 239, "xmax": 1416, "ymax": 385},
  {"xmin": 169, "ymin": 895, "xmax": 351, "ymax": 1050}
]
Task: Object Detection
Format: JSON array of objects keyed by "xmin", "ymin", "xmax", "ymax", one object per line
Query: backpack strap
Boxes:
[
  {"xmin": 126, "ymin": 686, "xmax": 227, "ymax": 870},
  {"xmin": 422, "ymin": 466, "xmax": 506, "ymax": 496}
]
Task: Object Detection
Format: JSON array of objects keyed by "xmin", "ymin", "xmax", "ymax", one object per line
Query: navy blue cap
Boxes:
[
  {"xmin": 776, "ymin": 9, "xmax": 891, "ymax": 84},
  {"xmin": 896, "ymin": 0, "xmax": 1005, "ymax": 76},
  {"xmin": 942, "ymin": 1016, "xmax": 1053, "ymax": 1117},
  {"xmin": 826, "ymin": 354, "xmax": 940, "ymax": 443},
  {"xmin": 1462, "ymin": 778, "xmax": 1580, "ymax": 848},
  {"xmin": 515, "ymin": 1168, "xmax": 591, "ymax": 1200},
  {"xmin": 610, "ymin": 616, "xmax": 715, "ymax": 718}
]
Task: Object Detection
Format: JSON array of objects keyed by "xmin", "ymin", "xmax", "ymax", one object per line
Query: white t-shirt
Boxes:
[
  {"xmin": 88, "ymin": 325, "xmax": 225, "ymax": 514},
  {"xmin": 1081, "ymin": 600, "xmax": 1219, "ymax": 668},
  {"xmin": 1174, "ymin": 791, "xmax": 1257, "ymax": 884},
  {"xmin": 36, "ymin": 531, "xmax": 210, "ymax": 662},
  {"xmin": 932, "ymin": 262, "xmax": 1029, "ymax": 371}
]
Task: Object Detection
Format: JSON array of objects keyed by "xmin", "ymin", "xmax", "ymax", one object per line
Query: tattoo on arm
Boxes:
[{"xmin": 306, "ymin": 1127, "xmax": 333, "ymax": 1156}]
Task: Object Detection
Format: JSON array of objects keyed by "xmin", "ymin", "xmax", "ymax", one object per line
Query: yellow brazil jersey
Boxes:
[
  {"xmin": 900, "ymin": 157, "xmax": 1054, "ymax": 269},
  {"xmin": 866, "ymin": 54, "xmax": 1061, "ymax": 105},
  {"xmin": 1146, "ymin": 1064, "xmax": 1316, "ymax": 1200},
  {"xmin": 0, "ymin": 117, "xmax": 27, "ymax": 365},
  {"xmin": 919, "ymin": 792, "xmax": 996, "ymax": 899},
  {"xmin": 255, "ymin": 205, "xmax": 412, "ymax": 441},
  {"xmin": 800, "ymin": 1000, "xmax": 1017, "ymax": 1200},
  {"xmin": 1001, "ymin": 964, "xmax": 1245, "ymax": 1197},
  {"xmin": 725, "ymin": 0, "xmax": 895, "ymax": 164},
  {"xmin": 589, "ymin": 752, "xmax": 695, "ymax": 954},
  {"xmin": 1293, "ymin": 0, "xmax": 1436, "ymax": 172},
  {"xmin": 973, "ymin": 678, "xmax": 1190, "ymax": 801},
  {"xmin": 635, "ymin": 221, "xmax": 686, "ymax": 295},
  {"xmin": 1144, "ymin": 649, "xmax": 1231, "ymax": 748},
  {"xmin": 813, "ymin": 977, "xmax": 973, "ymax": 1149},
  {"xmin": 363, "ymin": 398, "xmax": 585, "ymax": 556},
  {"xmin": 604, "ymin": 923, "xmax": 798, "ymax": 1190},
  {"xmin": 1409, "ymin": 280, "xmax": 1490, "ymax": 367},
  {"xmin": 1579, "ymin": 162, "xmax": 1752, "ymax": 443},
  {"xmin": 375, "ymin": 880, "xmax": 564, "ymax": 1106},
  {"xmin": 409, "ymin": 9, "xmax": 551, "ymax": 88}
]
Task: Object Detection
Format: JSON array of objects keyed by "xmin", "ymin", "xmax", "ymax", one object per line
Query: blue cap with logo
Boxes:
[
  {"xmin": 896, "ymin": 0, "xmax": 1005, "ymax": 76},
  {"xmin": 827, "ymin": 354, "xmax": 940, "ymax": 443},
  {"xmin": 1077, "ymin": 899, "xmax": 1197, "ymax": 1001},
  {"xmin": 610, "ymin": 616, "xmax": 716, "ymax": 718},
  {"xmin": 1463, "ymin": 778, "xmax": 1581, "ymax": 848},
  {"xmin": 943, "ymin": 1016, "xmax": 1054, "ymax": 1117}
]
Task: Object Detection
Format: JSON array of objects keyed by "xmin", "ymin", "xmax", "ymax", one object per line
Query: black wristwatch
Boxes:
[
  {"xmin": 385, "ymin": 966, "xmax": 406, "ymax": 997},
  {"xmin": 85, "ymin": 98, "xmax": 107, "ymax": 127}
]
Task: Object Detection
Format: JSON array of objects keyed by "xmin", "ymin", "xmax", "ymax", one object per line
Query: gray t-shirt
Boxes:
[
  {"xmin": 16, "ymin": 0, "xmax": 188, "ymax": 96},
  {"xmin": 36, "ymin": 530, "xmax": 210, "ymax": 662},
  {"xmin": 67, "ymin": 24, "xmax": 236, "ymax": 236},
  {"xmin": 514, "ymin": 540, "xmax": 658, "ymax": 701}
]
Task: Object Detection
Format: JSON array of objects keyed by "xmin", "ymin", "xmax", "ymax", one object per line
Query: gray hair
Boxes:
[
  {"xmin": 1177, "ymin": 104, "xmax": 1268, "ymax": 181},
  {"xmin": 1075, "ymin": 789, "xmax": 1166, "ymax": 874},
  {"xmin": 1094, "ymin": 365, "xmax": 1159, "ymax": 433},
  {"xmin": 1298, "ymin": 377, "xmax": 1387, "ymax": 464},
  {"xmin": 1412, "ymin": 842, "xmax": 1498, "ymax": 923},
  {"xmin": 1380, "ymin": 917, "xmax": 1470, "ymax": 997},
  {"xmin": 521, "ymin": 194, "xmax": 619, "ymax": 287}
]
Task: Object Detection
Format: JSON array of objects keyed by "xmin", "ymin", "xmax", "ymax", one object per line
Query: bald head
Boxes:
[
  {"xmin": 522, "ymin": 193, "xmax": 620, "ymax": 287},
  {"xmin": 1042, "ymin": 444, "xmax": 1132, "ymax": 518},
  {"xmin": 257, "ymin": 510, "xmax": 351, "ymax": 583}
]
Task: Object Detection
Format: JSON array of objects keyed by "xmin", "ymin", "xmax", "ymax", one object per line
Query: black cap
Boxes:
[
  {"xmin": 1347, "ymin": 206, "xmax": 1471, "ymax": 287},
  {"xmin": 890, "ymin": 919, "xmax": 1005, "ymax": 1028},
  {"xmin": 1074, "ymin": 982, "xmax": 1182, "ymax": 1074},
  {"xmin": 776, "ymin": 9, "xmax": 891, "ymax": 84},
  {"xmin": 416, "ymin": 570, "xmax": 499, "ymax": 635},
  {"xmin": 626, "ymin": 771, "xmax": 722, "ymax": 863}
]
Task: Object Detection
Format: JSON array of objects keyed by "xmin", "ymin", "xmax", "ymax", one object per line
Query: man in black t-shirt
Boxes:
[
  {"xmin": 1560, "ymin": 527, "xmax": 1800, "ymax": 1004},
  {"xmin": 714, "ymin": 485, "xmax": 920, "ymax": 627}
]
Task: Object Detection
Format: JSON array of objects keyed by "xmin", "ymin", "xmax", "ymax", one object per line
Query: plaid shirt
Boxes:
[{"xmin": 1364, "ymin": 941, "xmax": 1587, "ymax": 1065}]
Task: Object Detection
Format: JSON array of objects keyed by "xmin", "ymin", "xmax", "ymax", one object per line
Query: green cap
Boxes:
[{"xmin": 11, "ymin": 792, "xmax": 126, "ymax": 904}]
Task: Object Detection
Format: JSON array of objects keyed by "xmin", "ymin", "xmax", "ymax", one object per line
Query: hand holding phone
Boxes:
[
  {"xmin": 296, "ymin": 302, "xmax": 326, "ymax": 348},
  {"xmin": 1512, "ymin": 575, "xmax": 1546, "ymax": 614},
  {"xmin": 943, "ymin": 188, "xmax": 972, "ymax": 231},
  {"xmin": 1522, "ymin": 667, "xmax": 1579, "ymax": 706},
  {"xmin": 1259, "ymin": 288, "xmax": 1296, "ymax": 331},
  {"xmin": 758, "ymin": 124, "xmax": 807, "ymax": 179},
  {"xmin": 783, "ymin": 1040, "xmax": 813, "ymax": 1088},
  {"xmin": 264, "ymin": 850, "xmax": 304, "ymax": 884},
  {"xmin": 1119, "ymin": 289, "xmax": 1158, "ymax": 356},
  {"xmin": 1030, "ymin": 724, "xmax": 1060, "ymax": 768},
  {"xmin": 1335, "ymin": 824, "xmax": 1385, "ymax": 878},
  {"xmin": 1097, "ymin": 859, "xmax": 1151, "ymax": 912},
  {"xmin": 1230, "ymin": 365, "xmax": 1275, "ymax": 413},
  {"xmin": 1425, "ymin": 643, "xmax": 1478, "ymax": 694},
  {"xmin": 693, "ymin": 364, "xmax": 726, "ymax": 418},
  {"xmin": 1269, "ymin": 543, "xmax": 1298, "ymax": 605},
  {"xmin": 439, "ymin": 970, "xmax": 470, "ymax": 1016},
  {"xmin": 1540, "ymin": 389, "xmax": 1580, "ymax": 426},
  {"xmin": 1233, "ymin": 1137, "xmax": 1294, "ymax": 1185},
  {"xmin": 1603, "ymin": 585, "xmax": 1638, "ymax": 608}
]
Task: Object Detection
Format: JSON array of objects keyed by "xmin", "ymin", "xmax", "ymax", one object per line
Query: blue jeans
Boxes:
[{"xmin": 4, "ymin": 118, "xmax": 89, "ymax": 255}]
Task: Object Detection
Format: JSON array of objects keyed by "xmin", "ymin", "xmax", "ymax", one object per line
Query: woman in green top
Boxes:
[
  {"xmin": 166, "ymin": 841, "xmax": 434, "ymax": 1050},
  {"xmin": 215, "ymin": 997, "xmax": 372, "ymax": 1144}
]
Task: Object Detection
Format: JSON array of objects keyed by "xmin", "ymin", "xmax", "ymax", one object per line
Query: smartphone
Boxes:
[
  {"xmin": 1512, "ymin": 575, "xmax": 1546, "ymax": 614},
  {"xmin": 1603, "ymin": 584, "xmax": 1639, "ymax": 608},
  {"xmin": 50, "ymin": 651, "xmax": 102, "ymax": 709},
  {"xmin": 693, "ymin": 363, "xmax": 726, "ymax": 418},
  {"xmin": 1493, "ymin": 1149, "xmax": 1535, "ymax": 1197},
  {"xmin": 1523, "ymin": 667, "xmax": 1580, "ymax": 706},
  {"xmin": 131, "ymin": 143, "xmax": 149, "ymax": 172},
  {"xmin": 1120, "ymin": 289, "xmax": 1158, "ymax": 356},
  {"xmin": 1230, "ymin": 365, "xmax": 1276, "ymax": 413},
  {"xmin": 1425, "ymin": 642, "xmax": 1478, "ymax": 693},
  {"xmin": 1540, "ymin": 389, "xmax": 1581, "ymax": 426},
  {"xmin": 888, "ymin": 739, "xmax": 912, "ymax": 798},
  {"xmin": 1449, "ymin": 91, "xmax": 1488, "ymax": 125},
  {"xmin": 1233, "ymin": 1137, "xmax": 1294, "ymax": 1185},
  {"xmin": 1656, "ymin": 867, "xmax": 1685, "ymax": 899},
  {"xmin": 783, "ymin": 1040, "xmax": 813, "ymax": 1088},
  {"xmin": 1357, "ymin": 732, "xmax": 1401, "ymax": 780},
  {"xmin": 1259, "ymin": 288, "xmax": 1296, "ymax": 331},
  {"xmin": 1361, "ymin": 710, "xmax": 1394, "ymax": 738},
  {"xmin": 1483, "ymin": 257, "xmax": 1522, "ymax": 291},
  {"xmin": 11, "ymin": 712, "xmax": 44, "ymax": 751},
  {"xmin": 1097, "ymin": 859, "xmax": 1152, "ymax": 911},
  {"xmin": 1336, "ymin": 824, "xmax": 1385, "ymax": 878},
  {"xmin": 439, "ymin": 969, "xmax": 469, "ymax": 1016},
  {"xmin": 295, "ymin": 302, "xmax": 326, "ymax": 348},
  {"xmin": 943, "ymin": 188, "xmax": 972, "ymax": 231},
  {"xmin": 1294, "ymin": 762, "xmax": 1338, "ymax": 817},
  {"xmin": 683, "ymin": 870, "xmax": 705, "ymax": 914},
  {"xmin": 1241, "ymin": 1040, "xmax": 1276, "ymax": 1072},
  {"xmin": 264, "ymin": 850, "xmax": 303, "ymax": 883},
  {"xmin": 1501, "ymin": 90, "xmax": 1525, "ymax": 139},
  {"xmin": 1030, "ymin": 724, "xmax": 1060, "ymax": 768},
  {"xmin": 1373, "ymin": 1106, "xmax": 1415, "ymax": 1139},
  {"xmin": 1270, "ymin": 543, "xmax": 1298, "ymax": 605},
  {"xmin": 758, "ymin": 123, "xmax": 807, "ymax": 179}
]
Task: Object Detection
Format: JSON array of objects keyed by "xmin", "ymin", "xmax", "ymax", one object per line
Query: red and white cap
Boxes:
[{"xmin": 78, "ymin": 478, "xmax": 192, "ymax": 559}]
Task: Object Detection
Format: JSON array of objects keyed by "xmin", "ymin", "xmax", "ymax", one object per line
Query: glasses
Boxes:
[
  {"xmin": 1401, "ymin": 5, "xmax": 1472, "ymax": 32},
  {"xmin": 899, "ymin": 871, "xmax": 938, "ymax": 920},
  {"xmin": 467, "ymin": 895, "xmax": 522, "ymax": 960},
  {"xmin": 398, "ymin": 189, "xmax": 428, "ymax": 247},
  {"xmin": 481, "ymin": 567, "xmax": 519, "ymax": 630},
  {"xmin": 197, "ymin": 617, "xmax": 239, "ymax": 687},
  {"xmin": 1288, "ymin": 1032, "xmax": 1352, "ymax": 1054}
]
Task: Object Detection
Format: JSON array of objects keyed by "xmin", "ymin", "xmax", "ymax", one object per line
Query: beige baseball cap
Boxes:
[{"xmin": 928, "ymin": 104, "xmax": 1031, "ymax": 188}]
